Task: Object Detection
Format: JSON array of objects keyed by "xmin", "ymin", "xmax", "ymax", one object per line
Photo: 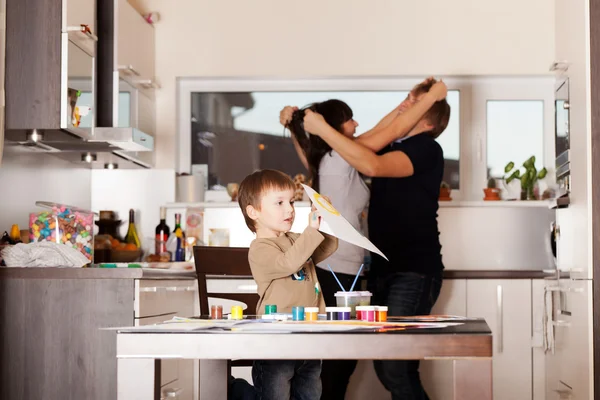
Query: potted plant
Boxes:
[
  {"xmin": 503, "ymin": 156, "xmax": 548, "ymax": 200},
  {"xmin": 439, "ymin": 181, "xmax": 452, "ymax": 201},
  {"xmin": 483, "ymin": 177, "xmax": 501, "ymax": 201}
]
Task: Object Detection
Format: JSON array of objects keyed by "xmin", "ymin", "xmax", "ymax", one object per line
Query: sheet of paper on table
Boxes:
[
  {"xmin": 111, "ymin": 316, "xmax": 463, "ymax": 333},
  {"xmin": 302, "ymin": 184, "xmax": 388, "ymax": 261}
]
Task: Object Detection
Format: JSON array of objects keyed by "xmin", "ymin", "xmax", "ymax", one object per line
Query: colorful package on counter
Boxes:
[{"xmin": 29, "ymin": 202, "xmax": 97, "ymax": 262}]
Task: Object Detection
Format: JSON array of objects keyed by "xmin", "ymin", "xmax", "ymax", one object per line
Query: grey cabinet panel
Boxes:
[
  {"xmin": 5, "ymin": 0, "xmax": 62, "ymax": 130},
  {"xmin": 0, "ymin": 278, "xmax": 134, "ymax": 400}
]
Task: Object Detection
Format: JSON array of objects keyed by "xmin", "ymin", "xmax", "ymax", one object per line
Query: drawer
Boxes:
[{"xmin": 135, "ymin": 279, "xmax": 197, "ymax": 319}]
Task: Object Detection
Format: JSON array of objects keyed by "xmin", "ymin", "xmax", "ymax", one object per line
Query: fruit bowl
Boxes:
[{"xmin": 110, "ymin": 249, "xmax": 143, "ymax": 263}]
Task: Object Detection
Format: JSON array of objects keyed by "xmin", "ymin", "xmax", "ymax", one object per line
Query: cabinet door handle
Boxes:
[
  {"xmin": 66, "ymin": 25, "xmax": 98, "ymax": 41},
  {"xmin": 553, "ymin": 320, "xmax": 571, "ymax": 327},
  {"xmin": 118, "ymin": 64, "xmax": 141, "ymax": 76},
  {"xmin": 497, "ymin": 285, "xmax": 503, "ymax": 353},
  {"xmin": 166, "ymin": 286, "xmax": 196, "ymax": 292},
  {"xmin": 139, "ymin": 287, "xmax": 158, "ymax": 292}
]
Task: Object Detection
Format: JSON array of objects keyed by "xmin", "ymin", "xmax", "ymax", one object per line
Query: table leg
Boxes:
[
  {"xmin": 118, "ymin": 358, "xmax": 158, "ymax": 400},
  {"xmin": 199, "ymin": 359, "xmax": 228, "ymax": 400},
  {"xmin": 453, "ymin": 359, "xmax": 492, "ymax": 400}
]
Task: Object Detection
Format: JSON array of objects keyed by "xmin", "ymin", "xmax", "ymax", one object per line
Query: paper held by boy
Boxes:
[{"xmin": 301, "ymin": 184, "xmax": 388, "ymax": 261}]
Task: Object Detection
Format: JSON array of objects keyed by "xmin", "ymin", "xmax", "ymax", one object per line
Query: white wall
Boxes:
[
  {"xmin": 128, "ymin": 0, "xmax": 555, "ymax": 169},
  {"xmin": 0, "ymin": 148, "xmax": 92, "ymax": 234},
  {"xmin": 90, "ymin": 169, "xmax": 176, "ymax": 244}
]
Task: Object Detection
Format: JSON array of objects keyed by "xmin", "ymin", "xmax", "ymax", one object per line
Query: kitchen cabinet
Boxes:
[
  {"xmin": 135, "ymin": 279, "xmax": 197, "ymax": 400},
  {"xmin": 421, "ymin": 278, "xmax": 544, "ymax": 400},
  {"xmin": 545, "ymin": 279, "xmax": 593, "ymax": 399},
  {"xmin": 117, "ymin": 0, "xmax": 156, "ymax": 92},
  {"xmin": 421, "ymin": 279, "xmax": 467, "ymax": 399},
  {"xmin": 466, "ymin": 279, "xmax": 532, "ymax": 400},
  {"xmin": 96, "ymin": 0, "xmax": 156, "ymax": 156},
  {"xmin": 531, "ymin": 279, "xmax": 547, "ymax": 400},
  {"xmin": 5, "ymin": 0, "xmax": 97, "ymax": 139},
  {"xmin": 0, "ymin": 269, "xmax": 197, "ymax": 400}
]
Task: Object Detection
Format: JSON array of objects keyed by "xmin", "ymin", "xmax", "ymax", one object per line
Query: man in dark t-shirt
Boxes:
[{"xmin": 303, "ymin": 78, "xmax": 451, "ymax": 400}]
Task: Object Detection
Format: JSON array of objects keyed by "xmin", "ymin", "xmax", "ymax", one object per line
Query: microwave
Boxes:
[{"xmin": 554, "ymin": 77, "xmax": 570, "ymax": 197}]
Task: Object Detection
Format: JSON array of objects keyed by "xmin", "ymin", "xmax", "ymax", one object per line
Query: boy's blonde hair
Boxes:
[{"xmin": 238, "ymin": 169, "xmax": 296, "ymax": 233}]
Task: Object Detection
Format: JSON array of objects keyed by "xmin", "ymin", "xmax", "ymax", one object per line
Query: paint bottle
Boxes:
[
  {"xmin": 305, "ymin": 307, "xmax": 319, "ymax": 321},
  {"xmin": 292, "ymin": 306, "xmax": 305, "ymax": 321},
  {"xmin": 338, "ymin": 307, "xmax": 351, "ymax": 321},
  {"xmin": 375, "ymin": 306, "xmax": 388, "ymax": 322},
  {"xmin": 210, "ymin": 305, "xmax": 223, "ymax": 319},
  {"xmin": 265, "ymin": 304, "xmax": 277, "ymax": 315},
  {"xmin": 363, "ymin": 306, "xmax": 376, "ymax": 322},
  {"xmin": 326, "ymin": 307, "xmax": 338, "ymax": 320},
  {"xmin": 356, "ymin": 306, "xmax": 367, "ymax": 320},
  {"xmin": 231, "ymin": 305, "xmax": 243, "ymax": 320}
]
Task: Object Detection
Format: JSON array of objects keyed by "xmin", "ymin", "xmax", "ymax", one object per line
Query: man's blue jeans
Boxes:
[
  {"xmin": 370, "ymin": 271, "xmax": 443, "ymax": 400},
  {"xmin": 252, "ymin": 360, "xmax": 321, "ymax": 400}
]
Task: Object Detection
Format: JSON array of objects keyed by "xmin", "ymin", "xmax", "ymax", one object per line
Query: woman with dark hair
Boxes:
[{"xmin": 282, "ymin": 99, "xmax": 370, "ymax": 400}]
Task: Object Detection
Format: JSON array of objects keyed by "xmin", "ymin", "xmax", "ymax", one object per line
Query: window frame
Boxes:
[{"xmin": 176, "ymin": 76, "xmax": 554, "ymax": 201}]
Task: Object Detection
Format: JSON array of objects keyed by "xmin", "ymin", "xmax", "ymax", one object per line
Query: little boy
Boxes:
[{"xmin": 238, "ymin": 169, "xmax": 338, "ymax": 400}]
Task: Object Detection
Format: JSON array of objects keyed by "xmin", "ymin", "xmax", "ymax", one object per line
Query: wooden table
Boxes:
[{"xmin": 116, "ymin": 319, "xmax": 493, "ymax": 400}]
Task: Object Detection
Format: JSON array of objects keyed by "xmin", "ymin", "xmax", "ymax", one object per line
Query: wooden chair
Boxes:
[
  {"xmin": 193, "ymin": 245, "xmax": 259, "ymax": 370},
  {"xmin": 193, "ymin": 245, "xmax": 259, "ymax": 316}
]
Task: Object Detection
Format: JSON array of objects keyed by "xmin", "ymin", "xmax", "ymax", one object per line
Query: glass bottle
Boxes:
[
  {"xmin": 124, "ymin": 209, "xmax": 141, "ymax": 248},
  {"xmin": 155, "ymin": 207, "xmax": 171, "ymax": 255},
  {"xmin": 173, "ymin": 213, "xmax": 186, "ymax": 261}
]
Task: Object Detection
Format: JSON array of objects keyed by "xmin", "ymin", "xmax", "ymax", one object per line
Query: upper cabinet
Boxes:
[
  {"xmin": 5, "ymin": 0, "xmax": 97, "ymax": 139},
  {"xmin": 116, "ymin": 0, "xmax": 156, "ymax": 91},
  {"xmin": 96, "ymin": 0, "xmax": 156, "ymax": 136}
]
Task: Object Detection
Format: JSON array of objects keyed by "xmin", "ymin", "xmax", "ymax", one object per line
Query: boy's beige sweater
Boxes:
[{"xmin": 248, "ymin": 227, "xmax": 338, "ymax": 314}]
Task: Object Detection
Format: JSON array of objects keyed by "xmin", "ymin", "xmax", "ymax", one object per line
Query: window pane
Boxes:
[
  {"xmin": 191, "ymin": 91, "xmax": 460, "ymax": 188},
  {"xmin": 487, "ymin": 100, "xmax": 544, "ymax": 178}
]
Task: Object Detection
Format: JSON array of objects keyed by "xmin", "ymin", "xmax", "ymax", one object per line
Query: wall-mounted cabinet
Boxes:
[
  {"xmin": 95, "ymin": 0, "xmax": 156, "ymax": 170},
  {"xmin": 97, "ymin": 0, "xmax": 156, "ymax": 128},
  {"xmin": 117, "ymin": 0, "xmax": 156, "ymax": 93},
  {"xmin": 5, "ymin": 0, "xmax": 97, "ymax": 140}
]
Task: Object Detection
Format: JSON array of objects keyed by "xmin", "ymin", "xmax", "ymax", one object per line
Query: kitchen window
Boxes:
[
  {"xmin": 486, "ymin": 100, "xmax": 544, "ymax": 179},
  {"xmin": 182, "ymin": 81, "xmax": 461, "ymax": 191},
  {"xmin": 177, "ymin": 77, "xmax": 554, "ymax": 201}
]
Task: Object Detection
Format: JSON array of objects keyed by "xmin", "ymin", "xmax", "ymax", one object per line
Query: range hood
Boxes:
[{"xmin": 4, "ymin": 127, "xmax": 154, "ymax": 154}]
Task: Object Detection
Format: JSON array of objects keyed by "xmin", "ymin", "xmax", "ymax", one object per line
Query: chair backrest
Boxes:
[{"xmin": 193, "ymin": 245, "xmax": 259, "ymax": 316}]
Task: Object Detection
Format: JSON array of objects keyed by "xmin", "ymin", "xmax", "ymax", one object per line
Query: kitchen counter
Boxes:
[
  {"xmin": 0, "ymin": 267, "xmax": 197, "ymax": 280},
  {"xmin": 205, "ymin": 270, "xmax": 567, "ymax": 280},
  {"xmin": 1, "ymin": 267, "xmax": 561, "ymax": 281}
]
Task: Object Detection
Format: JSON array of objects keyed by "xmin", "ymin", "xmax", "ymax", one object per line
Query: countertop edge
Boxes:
[
  {"xmin": 0, "ymin": 268, "xmax": 566, "ymax": 280},
  {"xmin": 205, "ymin": 270, "xmax": 568, "ymax": 280},
  {"xmin": 0, "ymin": 267, "xmax": 197, "ymax": 280}
]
